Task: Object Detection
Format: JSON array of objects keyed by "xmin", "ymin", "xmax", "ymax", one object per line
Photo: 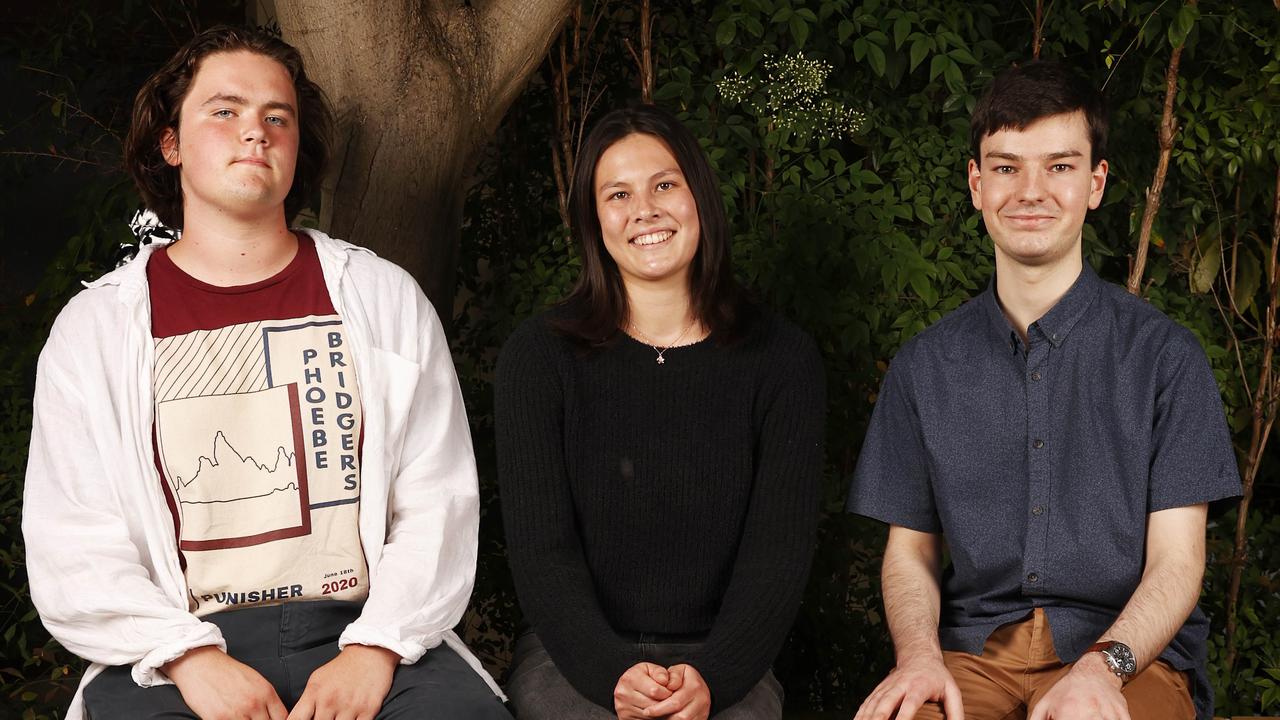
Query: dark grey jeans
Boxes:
[
  {"xmin": 82, "ymin": 600, "xmax": 511, "ymax": 720},
  {"xmin": 506, "ymin": 630, "xmax": 783, "ymax": 720}
]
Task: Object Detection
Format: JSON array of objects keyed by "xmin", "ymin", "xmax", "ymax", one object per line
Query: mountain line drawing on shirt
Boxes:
[{"xmin": 174, "ymin": 430, "xmax": 299, "ymax": 504}]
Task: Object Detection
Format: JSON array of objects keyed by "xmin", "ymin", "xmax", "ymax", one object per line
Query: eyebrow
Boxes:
[
  {"xmin": 200, "ymin": 93, "xmax": 296, "ymax": 115},
  {"xmin": 984, "ymin": 150, "xmax": 1084, "ymax": 162}
]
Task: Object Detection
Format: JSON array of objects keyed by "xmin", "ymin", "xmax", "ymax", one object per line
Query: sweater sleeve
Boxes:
[
  {"xmin": 495, "ymin": 319, "xmax": 641, "ymax": 709},
  {"xmin": 685, "ymin": 323, "xmax": 826, "ymax": 710}
]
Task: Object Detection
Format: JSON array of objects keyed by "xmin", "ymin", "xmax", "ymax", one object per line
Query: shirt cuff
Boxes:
[
  {"xmin": 131, "ymin": 622, "xmax": 226, "ymax": 687},
  {"xmin": 338, "ymin": 623, "xmax": 437, "ymax": 665}
]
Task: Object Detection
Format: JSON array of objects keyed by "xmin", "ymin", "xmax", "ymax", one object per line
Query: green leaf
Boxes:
[
  {"xmin": 790, "ymin": 14, "xmax": 810, "ymax": 47},
  {"xmin": 716, "ymin": 19, "xmax": 737, "ymax": 46},
  {"xmin": 929, "ymin": 54, "xmax": 950, "ymax": 82},
  {"xmin": 948, "ymin": 47, "xmax": 978, "ymax": 65},
  {"xmin": 838, "ymin": 19, "xmax": 855, "ymax": 43},
  {"xmin": 1233, "ymin": 250, "xmax": 1262, "ymax": 316},
  {"xmin": 867, "ymin": 43, "xmax": 887, "ymax": 77},
  {"xmin": 909, "ymin": 37, "xmax": 930, "ymax": 72},
  {"xmin": 893, "ymin": 16, "xmax": 911, "ymax": 49},
  {"xmin": 1190, "ymin": 235, "xmax": 1221, "ymax": 294}
]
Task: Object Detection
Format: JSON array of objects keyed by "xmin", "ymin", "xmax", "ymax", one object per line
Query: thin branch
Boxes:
[
  {"xmin": 1224, "ymin": 163, "xmax": 1280, "ymax": 679},
  {"xmin": 36, "ymin": 90, "xmax": 121, "ymax": 142},
  {"xmin": 1127, "ymin": 2, "xmax": 1194, "ymax": 296},
  {"xmin": 0, "ymin": 150, "xmax": 105, "ymax": 168}
]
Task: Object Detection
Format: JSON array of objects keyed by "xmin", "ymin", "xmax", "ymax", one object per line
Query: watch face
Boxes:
[{"xmin": 1108, "ymin": 643, "xmax": 1138, "ymax": 676}]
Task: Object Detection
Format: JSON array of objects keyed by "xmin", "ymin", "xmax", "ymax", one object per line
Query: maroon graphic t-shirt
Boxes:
[{"xmin": 148, "ymin": 236, "xmax": 368, "ymax": 616}]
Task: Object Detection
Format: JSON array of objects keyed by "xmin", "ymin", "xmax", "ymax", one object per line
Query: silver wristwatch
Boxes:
[{"xmin": 1086, "ymin": 640, "xmax": 1137, "ymax": 681}]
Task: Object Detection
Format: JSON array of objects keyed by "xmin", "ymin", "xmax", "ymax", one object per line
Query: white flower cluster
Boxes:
[
  {"xmin": 715, "ymin": 52, "xmax": 866, "ymax": 140},
  {"xmin": 716, "ymin": 71, "xmax": 753, "ymax": 104},
  {"xmin": 763, "ymin": 53, "xmax": 832, "ymax": 111}
]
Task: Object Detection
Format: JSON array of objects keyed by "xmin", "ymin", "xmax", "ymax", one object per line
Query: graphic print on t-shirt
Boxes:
[{"xmin": 154, "ymin": 314, "xmax": 367, "ymax": 614}]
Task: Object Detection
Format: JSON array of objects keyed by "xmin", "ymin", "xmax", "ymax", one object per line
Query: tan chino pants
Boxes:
[{"xmin": 913, "ymin": 609, "xmax": 1194, "ymax": 720}]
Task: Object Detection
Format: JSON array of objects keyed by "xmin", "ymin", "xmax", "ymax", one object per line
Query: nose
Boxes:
[
  {"xmin": 631, "ymin": 191, "xmax": 659, "ymax": 222},
  {"xmin": 241, "ymin": 117, "xmax": 269, "ymax": 145},
  {"xmin": 1016, "ymin": 169, "xmax": 1046, "ymax": 201}
]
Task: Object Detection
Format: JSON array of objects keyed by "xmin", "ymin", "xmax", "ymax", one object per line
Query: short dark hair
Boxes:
[
  {"xmin": 970, "ymin": 60, "xmax": 1108, "ymax": 168},
  {"xmin": 557, "ymin": 104, "xmax": 749, "ymax": 346},
  {"xmin": 123, "ymin": 25, "xmax": 333, "ymax": 229}
]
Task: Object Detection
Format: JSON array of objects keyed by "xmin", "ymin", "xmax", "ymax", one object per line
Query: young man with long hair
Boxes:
[{"xmin": 23, "ymin": 26, "xmax": 509, "ymax": 720}]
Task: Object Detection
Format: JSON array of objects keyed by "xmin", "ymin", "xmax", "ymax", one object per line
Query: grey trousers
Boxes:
[
  {"xmin": 82, "ymin": 600, "xmax": 511, "ymax": 720},
  {"xmin": 506, "ymin": 630, "xmax": 783, "ymax": 720}
]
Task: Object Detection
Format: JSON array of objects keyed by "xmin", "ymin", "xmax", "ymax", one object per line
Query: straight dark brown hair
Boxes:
[
  {"xmin": 970, "ymin": 60, "xmax": 1109, "ymax": 168},
  {"xmin": 556, "ymin": 104, "xmax": 751, "ymax": 346},
  {"xmin": 123, "ymin": 25, "xmax": 333, "ymax": 230}
]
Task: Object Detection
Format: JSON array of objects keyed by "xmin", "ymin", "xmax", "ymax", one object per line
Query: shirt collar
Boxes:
[{"xmin": 982, "ymin": 262, "xmax": 1103, "ymax": 351}]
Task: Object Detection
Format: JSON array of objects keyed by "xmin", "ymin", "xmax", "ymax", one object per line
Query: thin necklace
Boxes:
[{"xmin": 629, "ymin": 319, "xmax": 696, "ymax": 365}]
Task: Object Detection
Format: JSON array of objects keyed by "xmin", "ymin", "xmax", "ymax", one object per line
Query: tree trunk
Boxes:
[{"xmin": 273, "ymin": 0, "xmax": 574, "ymax": 322}]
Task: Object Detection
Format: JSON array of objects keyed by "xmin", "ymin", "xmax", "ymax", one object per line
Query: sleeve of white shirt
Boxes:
[
  {"xmin": 22, "ymin": 305, "xmax": 225, "ymax": 687},
  {"xmin": 338, "ymin": 273, "xmax": 479, "ymax": 663}
]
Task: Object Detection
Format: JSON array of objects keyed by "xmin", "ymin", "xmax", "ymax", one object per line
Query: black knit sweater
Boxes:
[{"xmin": 494, "ymin": 307, "xmax": 825, "ymax": 712}]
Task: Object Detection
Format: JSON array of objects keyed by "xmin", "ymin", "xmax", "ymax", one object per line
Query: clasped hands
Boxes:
[{"xmin": 613, "ymin": 661, "xmax": 710, "ymax": 720}]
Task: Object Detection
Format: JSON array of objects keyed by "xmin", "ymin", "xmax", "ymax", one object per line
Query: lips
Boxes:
[
  {"xmin": 1006, "ymin": 215, "xmax": 1055, "ymax": 227},
  {"xmin": 233, "ymin": 156, "xmax": 271, "ymax": 168},
  {"xmin": 631, "ymin": 230, "xmax": 673, "ymax": 246}
]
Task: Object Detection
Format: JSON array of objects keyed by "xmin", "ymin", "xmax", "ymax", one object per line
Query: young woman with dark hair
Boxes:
[{"xmin": 495, "ymin": 104, "xmax": 826, "ymax": 720}]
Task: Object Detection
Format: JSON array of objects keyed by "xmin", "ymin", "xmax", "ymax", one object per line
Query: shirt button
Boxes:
[
  {"xmin": 1033, "ymin": 438, "xmax": 1045, "ymax": 449},
  {"xmin": 1031, "ymin": 371, "xmax": 1042, "ymax": 381},
  {"xmin": 1027, "ymin": 572, "xmax": 1039, "ymax": 583},
  {"xmin": 1032, "ymin": 505, "xmax": 1044, "ymax": 516}
]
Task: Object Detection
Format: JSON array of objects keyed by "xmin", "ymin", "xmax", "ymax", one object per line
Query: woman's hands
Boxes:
[{"xmin": 613, "ymin": 662, "xmax": 711, "ymax": 720}]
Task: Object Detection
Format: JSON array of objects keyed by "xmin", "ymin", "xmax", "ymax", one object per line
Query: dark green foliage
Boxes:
[{"xmin": 3, "ymin": 0, "xmax": 1279, "ymax": 716}]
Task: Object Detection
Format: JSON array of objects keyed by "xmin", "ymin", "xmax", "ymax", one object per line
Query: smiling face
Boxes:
[
  {"xmin": 968, "ymin": 111, "xmax": 1107, "ymax": 269},
  {"xmin": 593, "ymin": 132, "xmax": 701, "ymax": 291},
  {"xmin": 161, "ymin": 50, "xmax": 300, "ymax": 223}
]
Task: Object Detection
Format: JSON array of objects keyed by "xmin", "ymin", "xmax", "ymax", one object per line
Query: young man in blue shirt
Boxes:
[{"xmin": 849, "ymin": 61, "xmax": 1239, "ymax": 720}]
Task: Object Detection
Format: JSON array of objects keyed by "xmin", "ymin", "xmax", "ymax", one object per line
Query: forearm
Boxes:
[
  {"xmin": 1098, "ymin": 521, "xmax": 1205, "ymax": 671},
  {"xmin": 1074, "ymin": 503, "xmax": 1207, "ymax": 684},
  {"xmin": 881, "ymin": 526, "xmax": 945, "ymax": 665}
]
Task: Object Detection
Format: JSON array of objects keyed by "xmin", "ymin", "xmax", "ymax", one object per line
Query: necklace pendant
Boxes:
[{"xmin": 656, "ymin": 356, "xmax": 665, "ymax": 365}]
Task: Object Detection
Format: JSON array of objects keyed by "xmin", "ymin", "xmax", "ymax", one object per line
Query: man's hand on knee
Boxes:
[
  {"xmin": 1028, "ymin": 653, "xmax": 1129, "ymax": 720},
  {"xmin": 853, "ymin": 656, "xmax": 963, "ymax": 720},
  {"xmin": 288, "ymin": 644, "xmax": 400, "ymax": 720},
  {"xmin": 164, "ymin": 645, "xmax": 287, "ymax": 720}
]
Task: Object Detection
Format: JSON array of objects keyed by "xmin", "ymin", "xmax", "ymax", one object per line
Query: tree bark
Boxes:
[
  {"xmin": 1127, "ymin": 2, "xmax": 1193, "ymax": 297},
  {"xmin": 274, "ymin": 0, "xmax": 574, "ymax": 321}
]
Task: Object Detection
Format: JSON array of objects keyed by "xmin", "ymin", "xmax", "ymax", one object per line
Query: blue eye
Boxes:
[
  {"xmin": 266, "ymin": 116, "xmax": 286, "ymax": 126},
  {"xmin": 214, "ymin": 109, "xmax": 234, "ymax": 118}
]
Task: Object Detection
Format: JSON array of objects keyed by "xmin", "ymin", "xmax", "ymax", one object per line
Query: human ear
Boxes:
[
  {"xmin": 968, "ymin": 158, "xmax": 983, "ymax": 210},
  {"xmin": 160, "ymin": 127, "xmax": 180, "ymax": 167},
  {"xmin": 1088, "ymin": 158, "xmax": 1108, "ymax": 210}
]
